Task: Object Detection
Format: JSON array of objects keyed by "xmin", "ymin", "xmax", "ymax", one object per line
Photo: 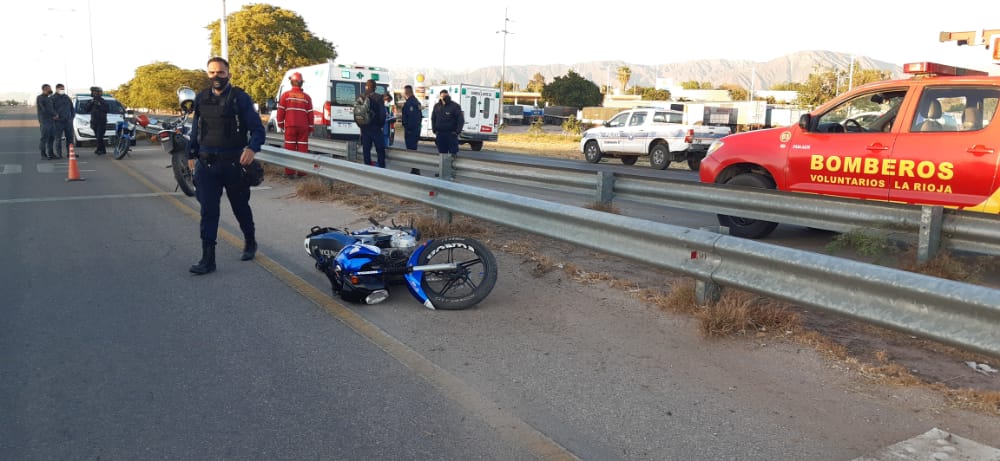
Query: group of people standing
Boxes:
[
  {"xmin": 35, "ymin": 84, "xmax": 74, "ymax": 159},
  {"xmin": 36, "ymin": 84, "xmax": 112, "ymax": 159}
]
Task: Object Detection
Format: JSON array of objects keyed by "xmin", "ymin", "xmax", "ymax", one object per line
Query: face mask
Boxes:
[
  {"xmin": 57, "ymin": 90, "xmax": 65, "ymax": 95},
  {"xmin": 442, "ymin": 95, "xmax": 451, "ymax": 104},
  {"xmin": 211, "ymin": 76, "xmax": 229, "ymax": 90}
]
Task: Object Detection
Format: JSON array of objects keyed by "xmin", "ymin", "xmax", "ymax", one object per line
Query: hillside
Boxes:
[{"xmin": 393, "ymin": 50, "xmax": 902, "ymax": 91}]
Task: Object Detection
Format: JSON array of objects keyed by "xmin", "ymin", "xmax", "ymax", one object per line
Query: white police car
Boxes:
[{"xmin": 72, "ymin": 94, "xmax": 125, "ymax": 147}]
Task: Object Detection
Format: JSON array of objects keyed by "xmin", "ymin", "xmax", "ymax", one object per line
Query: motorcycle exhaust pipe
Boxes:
[{"xmin": 365, "ymin": 289, "xmax": 390, "ymax": 305}]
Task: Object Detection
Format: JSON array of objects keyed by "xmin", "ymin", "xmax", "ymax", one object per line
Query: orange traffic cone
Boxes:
[{"xmin": 66, "ymin": 144, "xmax": 85, "ymax": 182}]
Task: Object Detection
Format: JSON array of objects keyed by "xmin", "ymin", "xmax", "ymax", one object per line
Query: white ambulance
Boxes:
[
  {"xmin": 266, "ymin": 62, "xmax": 391, "ymax": 139},
  {"xmin": 420, "ymin": 84, "xmax": 500, "ymax": 151}
]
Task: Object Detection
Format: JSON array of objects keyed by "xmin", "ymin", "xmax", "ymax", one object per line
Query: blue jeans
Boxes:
[
  {"xmin": 39, "ymin": 120, "xmax": 54, "ymax": 155},
  {"xmin": 53, "ymin": 120, "xmax": 73, "ymax": 154},
  {"xmin": 361, "ymin": 128, "xmax": 386, "ymax": 167}
]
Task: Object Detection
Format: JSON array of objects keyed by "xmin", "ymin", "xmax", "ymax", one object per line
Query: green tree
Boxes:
[
  {"xmin": 541, "ymin": 69, "xmax": 602, "ymax": 109},
  {"xmin": 680, "ymin": 80, "xmax": 713, "ymax": 90},
  {"xmin": 526, "ymin": 72, "xmax": 546, "ymax": 93},
  {"xmin": 718, "ymin": 83, "xmax": 748, "ymax": 101},
  {"xmin": 495, "ymin": 80, "xmax": 516, "ymax": 92},
  {"xmin": 770, "ymin": 81, "xmax": 805, "ymax": 91},
  {"xmin": 206, "ymin": 3, "xmax": 337, "ymax": 103},
  {"xmin": 633, "ymin": 86, "xmax": 671, "ymax": 101},
  {"xmin": 796, "ymin": 66, "xmax": 891, "ymax": 107},
  {"xmin": 115, "ymin": 62, "xmax": 209, "ymax": 111},
  {"xmin": 616, "ymin": 66, "xmax": 632, "ymax": 94}
]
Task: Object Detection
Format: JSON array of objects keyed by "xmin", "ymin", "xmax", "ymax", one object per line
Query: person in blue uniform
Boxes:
[{"xmin": 186, "ymin": 56, "xmax": 266, "ymax": 275}]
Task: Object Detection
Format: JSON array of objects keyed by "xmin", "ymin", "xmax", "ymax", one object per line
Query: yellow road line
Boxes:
[{"xmin": 112, "ymin": 159, "xmax": 579, "ymax": 461}]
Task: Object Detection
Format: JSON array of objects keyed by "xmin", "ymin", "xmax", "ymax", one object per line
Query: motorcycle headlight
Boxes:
[
  {"xmin": 706, "ymin": 140, "xmax": 724, "ymax": 157},
  {"xmin": 303, "ymin": 238, "xmax": 312, "ymax": 256}
]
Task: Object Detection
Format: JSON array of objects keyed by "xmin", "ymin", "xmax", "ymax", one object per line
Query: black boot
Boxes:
[
  {"xmin": 240, "ymin": 239, "xmax": 257, "ymax": 261},
  {"xmin": 189, "ymin": 243, "xmax": 217, "ymax": 275}
]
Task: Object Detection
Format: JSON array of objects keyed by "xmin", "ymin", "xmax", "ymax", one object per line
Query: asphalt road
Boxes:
[{"xmin": 2, "ymin": 106, "xmax": 998, "ymax": 460}]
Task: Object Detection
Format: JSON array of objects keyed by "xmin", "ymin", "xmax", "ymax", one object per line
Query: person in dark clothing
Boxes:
[
  {"xmin": 186, "ymin": 56, "xmax": 266, "ymax": 275},
  {"xmin": 358, "ymin": 79, "xmax": 387, "ymax": 168},
  {"xmin": 50, "ymin": 84, "xmax": 74, "ymax": 158},
  {"xmin": 401, "ymin": 85, "xmax": 421, "ymax": 150},
  {"xmin": 36, "ymin": 84, "xmax": 55, "ymax": 159},
  {"xmin": 82, "ymin": 86, "xmax": 109, "ymax": 155},
  {"xmin": 431, "ymin": 89, "xmax": 464, "ymax": 155}
]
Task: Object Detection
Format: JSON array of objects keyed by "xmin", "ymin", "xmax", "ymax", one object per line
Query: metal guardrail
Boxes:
[
  {"xmin": 264, "ymin": 135, "xmax": 1000, "ymax": 261},
  {"xmin": 255, "ymin": 145, "xmax": 1000, "ymax": 358}
]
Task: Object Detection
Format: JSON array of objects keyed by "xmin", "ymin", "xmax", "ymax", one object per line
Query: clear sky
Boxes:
[{"xmin": 3, "ymin": 0, "xmax": 999, "ymax": 95}]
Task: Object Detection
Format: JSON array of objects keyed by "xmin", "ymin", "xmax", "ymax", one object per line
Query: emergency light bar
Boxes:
[{"xmin": 902, "ymin": 62, "xmax": 988, "ymax": 77}]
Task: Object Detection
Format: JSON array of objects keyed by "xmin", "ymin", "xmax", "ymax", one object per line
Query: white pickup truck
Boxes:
[{"xmin": 580, "ymin": 108, "xmax": 730, "ymax": 170}]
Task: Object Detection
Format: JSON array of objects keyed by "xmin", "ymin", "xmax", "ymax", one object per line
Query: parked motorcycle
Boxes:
[
  {"xmin": 157, "ymin": 87, "xmax": 196, "ymax": 197},
  {"xmin": 305, "ymin": 218, "xmax": 498, "ymax": 310}
]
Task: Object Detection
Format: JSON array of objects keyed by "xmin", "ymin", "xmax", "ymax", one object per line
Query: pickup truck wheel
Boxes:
[
  {"xmin": 717, "ymin": 173, "xmax": 779, "ymax": 239},
  {"xmin": 649, "ymin": 143, "xmax": 669, "ymax": 170},
  {"xmin": 687, "ymin": 155, "xmax": 703, "ymax": 171},
  {"xmin": 620, "ymin": 156, "xmax": 638, "ymax": 165},
  {"xmin": 584, "ymin": 141, "xmax": 602, "ymax": 163},
  {"xmin": 469, "ymin": 141, "xmax": 483, "ymax": 151}
]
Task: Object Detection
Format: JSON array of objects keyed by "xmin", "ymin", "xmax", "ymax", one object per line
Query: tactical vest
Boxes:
[{"xmin": 197, "ymin": 88, "xmax": 247, "ymax": 149}]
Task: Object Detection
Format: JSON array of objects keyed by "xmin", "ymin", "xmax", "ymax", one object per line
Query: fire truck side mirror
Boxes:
[{"xmin": 798, "ymin": 113, "xmax": 812, "ymax": 131}]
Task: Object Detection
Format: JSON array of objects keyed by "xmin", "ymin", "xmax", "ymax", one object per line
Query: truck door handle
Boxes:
[
  {"xmin": 865, "ymin": 143, "xmax": 890, "ymax": 151},
  {"xmin": 967, "ymin": 145, "xmax": 995, "ymax": 156}
]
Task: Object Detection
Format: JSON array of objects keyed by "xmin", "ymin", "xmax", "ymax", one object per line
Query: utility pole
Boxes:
[
  {"xmin": 86, "ymin": 0, "xmax": 96, "ymax": 85},
  {"xmin": 221, "ymin": 0, "xmax": 229, "ymax": 60},
  {"xmin": 496, "ymin": 9, "xmax": 513, "ymax": 122},
  {"xmin": 848, "ymin": 54, "xmax": 855, "ymax": 91}
]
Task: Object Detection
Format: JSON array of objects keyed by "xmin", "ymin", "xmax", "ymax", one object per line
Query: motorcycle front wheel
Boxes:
[
  {"xmin": 114, "ymin": 135, "xmax": 130, "ymax": 159},
  {"xmin": 417, "ymin": 237, "xmax": 497, "ymax": 310},
  {"xmin": 171, "ymin": 151, "xmax": 196, "ymax": 197}
]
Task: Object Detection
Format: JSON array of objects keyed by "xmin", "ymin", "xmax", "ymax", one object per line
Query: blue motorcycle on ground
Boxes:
[{"xmin": 305, "ymin": 218, "xmax": 497, "ymax": 310}]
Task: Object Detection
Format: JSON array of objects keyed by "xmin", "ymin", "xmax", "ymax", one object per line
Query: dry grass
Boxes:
[
  {"xmin": 493, "ymin": 132, "xmax": 580, "ymax": 159},
  {"xmin": 278, "ymin": 164, "xmax": 1000, "ymax": 415}
]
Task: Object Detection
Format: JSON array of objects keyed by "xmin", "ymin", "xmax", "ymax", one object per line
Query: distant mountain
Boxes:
[{"xmin": 392, "ymin": 51, "xmax": 902, "ymax": 91}]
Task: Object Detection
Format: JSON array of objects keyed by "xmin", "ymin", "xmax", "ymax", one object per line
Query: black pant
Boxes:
[
  {"xmin": 53, "ymin": 120, "xmax": 74, "ymax": 155},
  {"xmin": 92, "ymin": 120, "xmax": 107, "ymax": 153},
  {"xmin": 404, "ymin": 127, "xmax": 420, "ymax": 150},
  {"xmin": 194, "ymin": 157, "xmax": 255, "ymax": 245},
  {"xmin": 361, "ymin": 128, "xmax": 386, "ymax": 167},
  {"xmin": 435, "ymin": 131, "xmax": 459, "ymax": 154},
  {"xmin": 39, "ymin": 120, "xmax": 54, "ymax": 155}
]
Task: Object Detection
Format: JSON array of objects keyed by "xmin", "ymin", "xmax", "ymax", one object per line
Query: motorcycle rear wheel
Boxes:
[
  {"xmin": 171, "ymin": 151, "xmax": 196, "ymax": 197},
  {"xmin": 417, "ymin": 237, "xmax": 497, "ymax": 310}
]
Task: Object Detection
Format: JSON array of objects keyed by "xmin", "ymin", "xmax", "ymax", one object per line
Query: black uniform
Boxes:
[
  {"xmin": 83, "ymin": 94, "xmax": 109, "ymax": 154},
  {"xmin": 401, "ymin": 95, "xmax": 422, "ymax": 150},
  {"xmin": 36, "ymin": 92, "xmax": 55, "ymax": 158},
  {"xmin": 432, "ymin": 97, "xmax": 464, "ymax": 154},
  {"xmin": 187, "ymin": 84, "xmax": 265, "ymax": 253},
  {"xmin": 360, "ymin": 92, "xmax": 387, "ymax": 167},
  {"xmin": 50, "ymin": 92, "xmax": 74, "ymax": 156}
]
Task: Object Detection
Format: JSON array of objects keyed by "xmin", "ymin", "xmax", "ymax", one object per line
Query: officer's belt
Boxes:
[{"xmin": 199, "ymin": 152, "xmax": 241, "ymax": 165}]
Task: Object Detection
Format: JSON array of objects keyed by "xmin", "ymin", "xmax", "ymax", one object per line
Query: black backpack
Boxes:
[{"xmin": 354, "ymin": 95, "xmax": 374, "ymax": 126}]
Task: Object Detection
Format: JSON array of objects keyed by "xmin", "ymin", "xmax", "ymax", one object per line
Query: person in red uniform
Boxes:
[{"xmin": 276, "ymin": 72, "xmax": 313, "ymax": 178}]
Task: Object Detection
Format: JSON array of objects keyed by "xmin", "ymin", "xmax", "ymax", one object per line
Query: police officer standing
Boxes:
[
  {"xmin": 431, "ymin": 89, "xmax": 464, "ymax": 155},
  {"xmin": 36, "ymin": 84, "xmax": 55, "ymax": 159},
  {"xmin": 83, "ymin": 86, "xmax": 109, "ymax": 155},
  {"xmin": 359, "ymin": 79, "xmax": 387, "ymax": 168},
  {"xmin": 186, "ymin": 57, "xmax": 266, "ymax": 275},
  {"xmin": 50, "ymin": 84, "xmax": 74, "ymax": 158},
  {"xmin": 401, "ymin": 85, "xmax": 421, "ymax": 150}
]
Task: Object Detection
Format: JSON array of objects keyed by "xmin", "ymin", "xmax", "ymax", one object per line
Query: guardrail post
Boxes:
[
  {"xmin": 435, "ymin": 154, "xmax": 454, "ymax": 224},
  {"xmin": 346, "ymin": 141, "xmax": 358, "ymax": 163},
  {"xmin": 595, "ymin": 171, "xmax": 615, "ymax": 204},
  {"xmin": 695, "ymin": 226, "xmax": 728, "ymax": 305},
  {"xmin": 918, "ymin": 205, "xmax": 943, "ymax": 263}
]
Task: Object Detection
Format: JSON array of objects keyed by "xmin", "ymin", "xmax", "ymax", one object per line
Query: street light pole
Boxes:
[
  {"xmin": 87, "ymin": 0, "xmax": 96, "ymax": 85},
  {"xmin": 496, "ymin": 9, "xmax": 512, "ymax": 121},
  {"xmin": 221, "ymin": 0, "xmax": 229, "ymax": 59}
]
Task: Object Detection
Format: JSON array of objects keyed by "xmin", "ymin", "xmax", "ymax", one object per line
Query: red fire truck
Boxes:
[{"xmin": 699, "ymin": 62, "xmax": 999, "ymax": 238}]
